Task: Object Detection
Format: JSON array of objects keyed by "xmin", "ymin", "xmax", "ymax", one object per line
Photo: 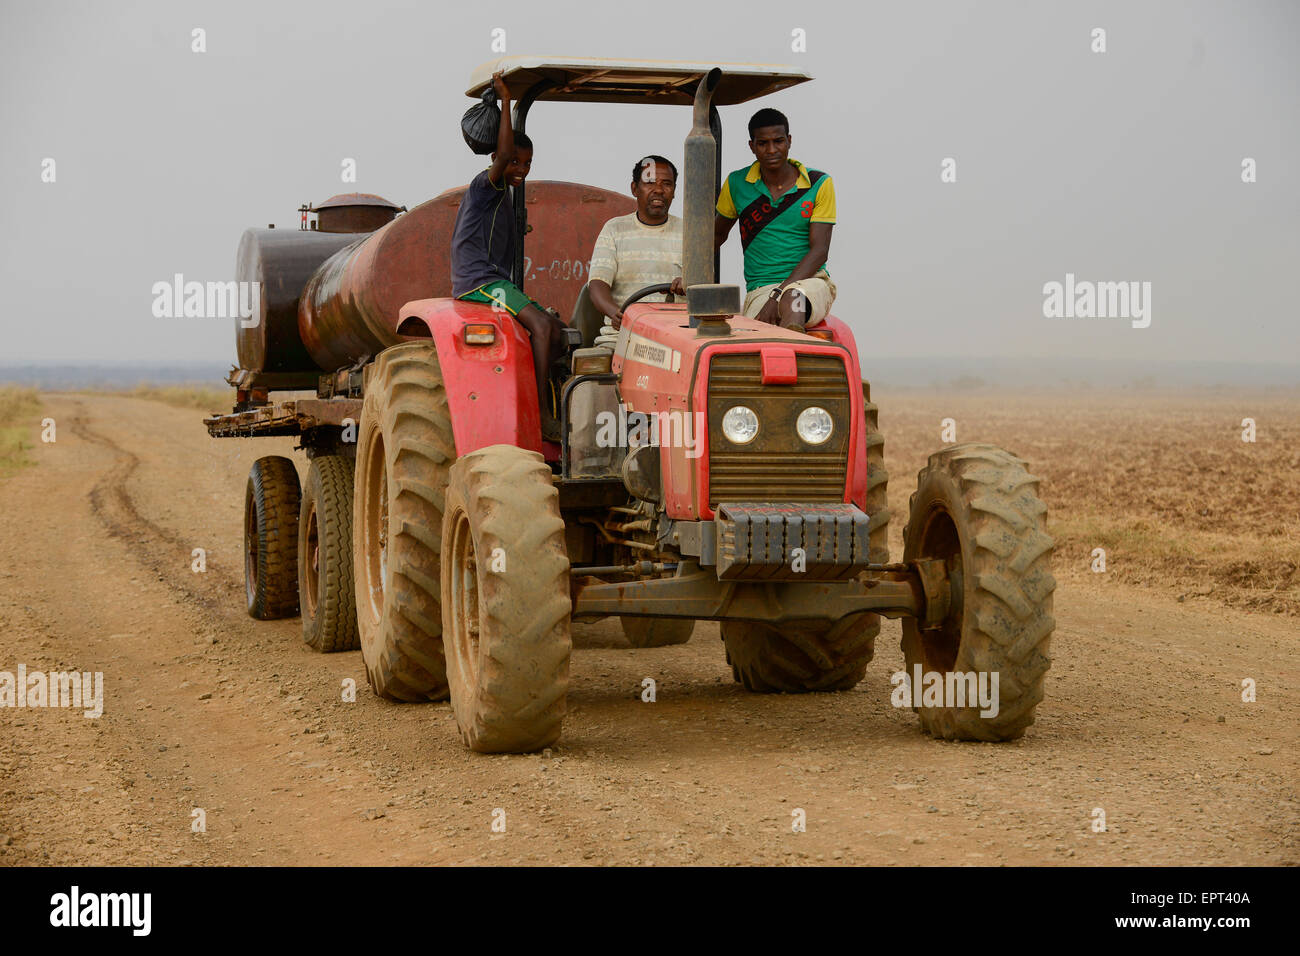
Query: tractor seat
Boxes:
[{"xmin": 570, "ymin": 283, "xmax": 607, "ymax": 349}]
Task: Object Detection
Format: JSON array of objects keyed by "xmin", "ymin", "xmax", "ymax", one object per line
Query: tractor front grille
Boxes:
[{"xmin": 705, "ymin": 352, "xmax": 851, "ymax": 508}]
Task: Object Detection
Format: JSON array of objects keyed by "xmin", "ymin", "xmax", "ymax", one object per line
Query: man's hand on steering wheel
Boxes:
[{"xmin": 619, "ymin": 282, "xmax": 675, "ymax": 313}]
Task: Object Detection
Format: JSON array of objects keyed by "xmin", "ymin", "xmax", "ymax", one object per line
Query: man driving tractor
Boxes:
[{"xmin": 587, "ymin": 154, "xmax": 686, "ymax": 328}]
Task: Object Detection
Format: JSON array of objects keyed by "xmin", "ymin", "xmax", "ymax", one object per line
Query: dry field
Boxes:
[{"xmin": 874, "ymin": 383, "xmax": 1300, "ymax": 617}]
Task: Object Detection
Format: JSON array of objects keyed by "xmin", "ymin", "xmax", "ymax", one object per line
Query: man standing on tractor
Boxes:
[
  {"xmin": 587, "ymin": 155, "xmax": 686, "ymax": 329},
  {"xmin": 714, "ymin": 108, "xmax": 837, "ymax": 331},
  {"xmin": 451, "ymin": 70, "xmax": 567, "ymax": 440}
]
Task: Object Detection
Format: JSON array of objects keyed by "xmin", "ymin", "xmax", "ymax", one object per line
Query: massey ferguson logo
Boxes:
[{"xmin": 622, "ymin": 332, "xmax": 682, "ymax": 372}]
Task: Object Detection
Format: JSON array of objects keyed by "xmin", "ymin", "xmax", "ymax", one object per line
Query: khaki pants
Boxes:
[{"xmin": 742, "ymin": 270, "xmax": 837, "ymax": 325}]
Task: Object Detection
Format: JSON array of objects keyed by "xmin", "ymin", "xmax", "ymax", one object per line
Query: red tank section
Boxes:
[{"xmin": 298, "ymin": 180, "xmax": 634, "ymax": 371}]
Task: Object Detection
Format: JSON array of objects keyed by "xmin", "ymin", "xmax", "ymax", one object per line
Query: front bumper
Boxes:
[
  {"xmin": 570, "ymin": 502, "xmax": 923, "ymax": 625},
  {"xmin": 714, "ymin": 502, "xmax": 871, "ymax": 580}
]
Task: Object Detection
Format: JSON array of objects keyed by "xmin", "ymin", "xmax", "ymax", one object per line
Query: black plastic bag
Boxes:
[{"xmin": 461, "ymin": 88, "xmax": 501, "ymax": 155}]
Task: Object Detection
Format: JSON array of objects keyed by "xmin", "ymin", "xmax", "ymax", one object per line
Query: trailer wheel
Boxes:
[
  {"xmin": 621, "ymin": 617, "xmax": 694, "ymax": 648},
  {"xmin": 442, "ymin": 445, "xmax": 571, "ymax": 753},
  {"xmin": 722, "ymin": 613, "xmax": 875, "ymax": 693},
  {"xmin": 355, "ymin": 343, "xmax": 455, "ymax": 701},
  {"xmin": 901, "ymin": 443, "xmax": 1055, "ymax": 741},
  {"xmin": 244, "ymin": 456, "xmax": 300, "ymax": 620},
  {"xmin": 299, "ymin": 455, "xmax": 359, "ymax": 652}
]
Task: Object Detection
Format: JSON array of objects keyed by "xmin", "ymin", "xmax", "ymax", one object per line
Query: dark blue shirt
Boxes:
[{"xmin": 450, "ymin": 169, "xmax": 516, "ymax": 296}]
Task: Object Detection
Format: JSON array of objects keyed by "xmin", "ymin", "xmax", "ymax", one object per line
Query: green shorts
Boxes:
[{"xmin": 457, "ymin": 280, "xmax": 542, "ymax": 317}]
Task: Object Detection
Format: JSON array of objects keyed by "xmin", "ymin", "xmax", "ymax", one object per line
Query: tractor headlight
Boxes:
[
  {"xmin": 796, "ymin": 406, "xmax": 833, "ymax": 445},
  {"xmin": 721, "ymin": 405, "xmax": 759, "ymax": 444}
]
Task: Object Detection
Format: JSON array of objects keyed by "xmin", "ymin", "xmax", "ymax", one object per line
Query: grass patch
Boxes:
[
  {"xmin": 0, "ymin": 386, "xmax": 43, "ymax": 477},
  {"xmin": 77, "ymin": 383, "xmax": 234, "ymax": 412},
  {"xmin": 123, "ymin": 384, "xmax": 233, "ymax": 411}
]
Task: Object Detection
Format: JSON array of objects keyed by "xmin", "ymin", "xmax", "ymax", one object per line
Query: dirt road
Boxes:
[{"xmin": 0, "ymin": 393, "xmax": 1295, "ymax": 865}]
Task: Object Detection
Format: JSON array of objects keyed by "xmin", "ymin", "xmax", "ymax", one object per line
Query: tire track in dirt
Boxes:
[
  {"xmin": 68, "ymin": 401, "xmax": 237, "ymax": 618},
  {"xmin": 1, "ymin": 396, "xmax": 434, "ymax": 865}
]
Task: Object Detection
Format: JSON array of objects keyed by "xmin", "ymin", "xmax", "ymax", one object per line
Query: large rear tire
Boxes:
[
  {"xmin": 299, "ymin": 455, "xmax": 359, "ymax": 652},
  {"xmin": 245, "ymin": 456, "xmax": 300, "ymax": 620},
  {"xmin": 441, "ymin": 445, "xmax": 571, "ymax": 753},
  {"xmin": 621, "ymin": 617, "xmax": 694, "ymax": 648},
  {"xmin": 354, "ymin": 343, "xmax": 454, "ymax": 701},
  {"xmin": 901, "ymin": 443, "xmax": 1055, "ymax": 741}
]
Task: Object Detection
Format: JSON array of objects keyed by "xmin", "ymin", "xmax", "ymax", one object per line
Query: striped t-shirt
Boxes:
[{"xmin": 587, "ymin": 213, "xmax": 682, "ymax": 305}]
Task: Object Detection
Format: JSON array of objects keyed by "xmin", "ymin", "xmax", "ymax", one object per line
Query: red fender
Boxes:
[
  {"xmin": 818, "ymin": 314, "xmax": 868, "ymax": 513},
  {"xmin": 395, "ymin": 297, "xmax": 544, "ymax": 456}
]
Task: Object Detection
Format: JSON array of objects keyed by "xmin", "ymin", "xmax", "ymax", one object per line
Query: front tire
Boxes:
[
  {"xmin": 441, "ymin": 445, "xmax": 571, "ymax": 753},
  {"xmin": 901, "ymin": 443, "xmax": 1055, "ymax": 741}
]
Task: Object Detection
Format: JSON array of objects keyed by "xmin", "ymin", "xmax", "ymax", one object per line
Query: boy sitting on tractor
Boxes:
[{"xmin": 450, "ymin": 70, "xmax": 567, "ymax": 441}]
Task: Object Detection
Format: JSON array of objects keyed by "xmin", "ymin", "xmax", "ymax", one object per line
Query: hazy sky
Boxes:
[{"xmin": 1, "ymin": 0, "xmax": 1297, "ymax": 368}]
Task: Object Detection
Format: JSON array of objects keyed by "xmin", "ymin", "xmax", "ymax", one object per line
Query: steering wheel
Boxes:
[{"xmin": 620, "ymin": 283, "xmax": 675, "ymax": 312}]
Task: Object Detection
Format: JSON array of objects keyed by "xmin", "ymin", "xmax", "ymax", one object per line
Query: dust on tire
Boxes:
[
  {"xmin": 441, "ymin": 444, "xmax": 571, "ymax": 753},
  {"xmin": 245, "ymin": 455, "xmax": 300, "ymax": 620},
  {"xmin": 299, "ymin": 454, "xmax": 359, "ymax": 652},
  {"xmin": 901, "ymin": 442, "xmax": 1055, "ymax": 741},
  {"xmin": 354, "ymin": 343, "xmax": 455, "ymax": 701}
]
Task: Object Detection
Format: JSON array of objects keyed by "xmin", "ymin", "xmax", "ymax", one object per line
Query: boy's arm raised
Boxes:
[{"xmin": 486, "ymin": 71, "xmax": 515, "ymax": 186}]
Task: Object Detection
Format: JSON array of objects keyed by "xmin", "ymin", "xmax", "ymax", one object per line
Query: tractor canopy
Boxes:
[{"xmin": 465, "ymin": 56, "xmax": 811, "ymax": 106}]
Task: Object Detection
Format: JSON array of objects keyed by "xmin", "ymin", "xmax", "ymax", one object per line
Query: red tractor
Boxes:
[{"xmin": 209, "ymin": 58, "xmax": 1055, "ymax": 753}]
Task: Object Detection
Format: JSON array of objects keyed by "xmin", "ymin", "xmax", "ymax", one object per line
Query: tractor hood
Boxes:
[
  {"xmin": 611, "ymin": 304, "xmax": 865, "ymax": 521},
  {"xmin": 611, "ymin": 303, "xmax": 850, "ymax": 384}
]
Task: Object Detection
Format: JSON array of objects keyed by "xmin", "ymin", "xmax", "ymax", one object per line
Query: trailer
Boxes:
[{"xmin": 203, "ymin": 365, "xmax": 366, "ymax": 651}]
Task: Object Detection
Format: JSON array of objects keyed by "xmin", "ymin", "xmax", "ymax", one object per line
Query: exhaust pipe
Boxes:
[
  {"xmin": 682, "ymin": 68, "xmax": 739, "ymax": 336},
  {"xmin": 682, "ymin": 68, "xmax": 721, "ymax": 291}
]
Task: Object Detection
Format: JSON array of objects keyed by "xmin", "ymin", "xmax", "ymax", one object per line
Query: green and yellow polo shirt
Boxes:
[{"xmin": 716, "ymin": 159, "xmax": 836, "ymax": 291}]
